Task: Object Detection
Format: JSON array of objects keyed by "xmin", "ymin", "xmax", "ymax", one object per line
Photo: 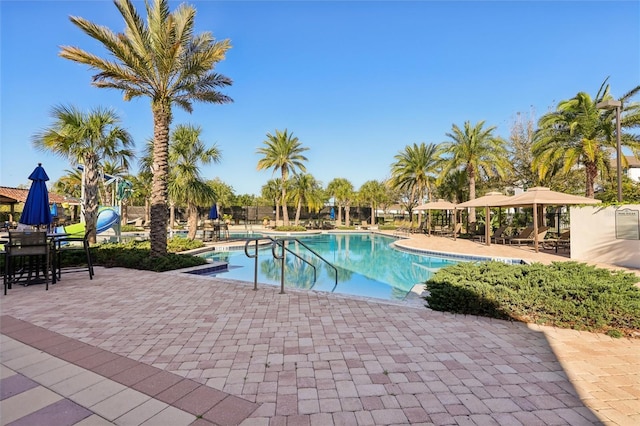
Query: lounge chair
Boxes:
[
  {"xmin": 495, "ymin": 225, "xmax": 534, "ymax": 245},
  {"xmin": 508, "ymin": 226, "xmax": 550, "ymax": 246},
  {"xmin": 437, "ymin": 222, "xmax": 462, "ymax": 238},
  {"xmin": 542, "ymin": 230, "xmax": 570, "ymax": 251}
]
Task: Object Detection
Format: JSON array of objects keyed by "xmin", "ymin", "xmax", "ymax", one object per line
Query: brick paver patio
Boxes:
[{"xmin": 1, "ymin": 234, "xmax": 639, "ymax": 425}]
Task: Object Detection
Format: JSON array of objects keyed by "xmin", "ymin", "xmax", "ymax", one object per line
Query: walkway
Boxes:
[{"xmin": 1, "ymin": 235, "xmax": 639, "ymax": 425}]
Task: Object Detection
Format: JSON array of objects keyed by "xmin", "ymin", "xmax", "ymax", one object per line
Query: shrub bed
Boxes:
[
  {"xmin": 425, "ymin": 261, "xmax": 640, "ymax": 338},
  {"xmin": 60, "ymin": 238, "xmax": 207, "ymax": 272}
]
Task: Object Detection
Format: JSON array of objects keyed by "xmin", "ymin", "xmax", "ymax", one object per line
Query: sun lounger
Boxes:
[
  {"xmin": 508, "ymin": 226, "xmax": 550, "ymax": 246},
  {"xmin": 542, "ymin": 230, "xmax": 570, "ymax": 251},
  {"xmin": 495, "ymin": 225, "xmax": 534, "ymax": 245}
]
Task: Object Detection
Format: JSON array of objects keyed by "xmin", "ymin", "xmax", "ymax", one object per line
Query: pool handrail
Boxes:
[
  {"xmin": 273, "ymin": 237, "xmax": 339, "ymax": 291},
  {"xmin": 243, "ymin": 236, "xmax": 323, "ymax": 293},
  {"xmin": 270, "ymin": 239, "xmax": 317, "ymax": 294}
]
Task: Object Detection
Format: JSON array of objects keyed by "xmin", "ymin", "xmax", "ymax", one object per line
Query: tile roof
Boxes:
[{"xmin": 0, "ymin": 186, "xmax": 76, "ymax": 205}]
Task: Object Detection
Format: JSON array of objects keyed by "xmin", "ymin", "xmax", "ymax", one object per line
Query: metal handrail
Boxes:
[
  {"xmin": 270, "ymin": 240, "xmax": 317, "ymax": 294},
  {"xmin": 275, "ymin": 237, "xmax": 339, "ymax": 289},
  {"xmin": 242, "ymin": 236, "xmax": 338, "ymax": 294}
]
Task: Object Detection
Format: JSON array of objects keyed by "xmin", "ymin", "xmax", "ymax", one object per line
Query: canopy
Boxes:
[
  {"xmin": 19, "ymin": 163, "xmax": 52, "ymax": 228},
  {"xmin": 500, "ymin": 187, "xmax": 601, "ymax": 208},
  {"xmin": 414, "ymin": 199, "xmax": 458, "ymax": 239},
  {"xmin": 457, "ymin": 192, "xmax": 511, "ymax": 246},
  {"xmin": 500, "ymin": 187, "xmax": 601, "ymax": 252},
  {"xmin": 415, "ymin": 199, "xmax": 457, "ymax": 210}
]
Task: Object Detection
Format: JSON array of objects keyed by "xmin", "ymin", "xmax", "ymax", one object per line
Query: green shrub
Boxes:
[
  {"xmin": 425, "ymin": 261, "xmax": 640, "ymax": 338},
  {"xmin": 274, "ymin": 225, "xmax": 307, "ymax": 232},
  {"xmin": 58, "ymin": 238, "xmax": 207, "ymax": 273},
  {"xmin": 167, "ymin": 237, "xmax": 204, "ymax": 252},
  {"xmin": 120, "ymin": 224, "xmax": 141, "ymax": 232},
  {"xmin": 378, "ymin": 225, "xmax": 397, "ymax": 231}
]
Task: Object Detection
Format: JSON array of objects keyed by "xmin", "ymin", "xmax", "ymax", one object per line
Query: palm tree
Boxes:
[
  {"xmin": 168, "ymin": 124, "xmax": 220, "ymax": 240},
  {"xmin": 358, "ymin": 180, "xmax": 386, "ymax": 226},
  {"xmin": 534, "ymin": 79, "xmax": 640, "ymax": 199},
  {"xmin": 256, "ymin": 129, "xmax": 309, "ymax": 226},
  {"xmin": 440, "ymin": 121, "xmax": 508, "ymax": 223},
  {"xmin": 32, "ymin": 105, "xmax": 134, "ymax": 243},
  {"xmin": 290, "ymin": 174, "xmax": 323, "ymax": 225},
  {"xmin": 327, "ymin": 178, "xmax": 355, "ymax": 226},
  {"xmin": 60, "ymin": 0, "xmax": 232, "ymax": 256},
  {"xmin": 390, "ymin": 142, "xmax": 441, "ymax": 226},
  {"xmin": 261, "ymin": 179, "xmax": 282, "ymax": 224},
  {"xmin": 52, "ymin": 168, "xmax": 83, "ymax": 199}
]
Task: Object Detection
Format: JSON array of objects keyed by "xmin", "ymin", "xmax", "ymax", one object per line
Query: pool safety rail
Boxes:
[{"xmin": 243, "ymin": 236, "xmax": 338, "ymax": 294}]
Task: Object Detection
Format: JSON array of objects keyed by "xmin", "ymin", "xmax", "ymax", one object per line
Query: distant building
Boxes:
[{"xmin": 626, "ymin": 156, "xmax": 640, "ymax": 182}]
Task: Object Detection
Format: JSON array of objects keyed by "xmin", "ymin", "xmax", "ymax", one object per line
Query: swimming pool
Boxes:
[{"xmin": 195, "ymin": 233, "xmax": 460, "ymax": 301}]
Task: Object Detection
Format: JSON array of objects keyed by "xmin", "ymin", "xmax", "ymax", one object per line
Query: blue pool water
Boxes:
[{"xmin": 196, "ymin": 233, "xmax": 460, "ymax": 301}]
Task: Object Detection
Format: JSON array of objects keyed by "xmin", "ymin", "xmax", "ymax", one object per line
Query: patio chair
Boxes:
[
  {"xmin": 52, "ymin": 230, "xmax": 94, "ymax": 283},
  {"xmin": 4, "ymin": 230, "xmax": 50, "ymax": 294}
]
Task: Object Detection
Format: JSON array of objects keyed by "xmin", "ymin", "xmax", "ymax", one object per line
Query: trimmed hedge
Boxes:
[{"xmin": 425, "ymin": 261, "xmax": 640, "ymax": 338}]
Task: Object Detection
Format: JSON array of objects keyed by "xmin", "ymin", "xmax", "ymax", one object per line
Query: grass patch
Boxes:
[{"xmin": 425, "ymin": 261, "xmax": 640, "ymax": 338}]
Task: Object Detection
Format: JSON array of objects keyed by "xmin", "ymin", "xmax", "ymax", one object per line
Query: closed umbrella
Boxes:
[
  {"xmin": 330, "ymin": 207, "xmax": 335, "ymax": 220},
  {"xmin": 208, "ymin": 204, "xmax": 219, "ymax": 220},
  {"xmin": 19, "ymin": 163, "xmax": 52, "ymax": 229},
  {"xmin": 50, "ymin": 202, "xmax": 58, "ymax": 217}
]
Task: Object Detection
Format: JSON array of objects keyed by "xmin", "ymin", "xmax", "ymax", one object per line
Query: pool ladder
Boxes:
[{"xmin": 244, "ymin": 236, "xmax": 338, "ymax": 294}]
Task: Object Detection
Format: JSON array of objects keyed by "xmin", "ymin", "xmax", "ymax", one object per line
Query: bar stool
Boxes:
[{"xmin": 53, "ymin": 230, "xmax": 94, "ymax": 283}]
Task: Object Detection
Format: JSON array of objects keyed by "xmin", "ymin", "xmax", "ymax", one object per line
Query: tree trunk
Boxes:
[
  {"xmin": 370, "ymin": 202, "xmax": 376, "ymax": 226},
  {"xmin": 295, "ymin": 200, "xmax": 302, "ymax": 225},
  {"xmin": 83, "ymin": 153, "xmax": 99, "ymax": 244},
  {"xmin": 585, "ymin": 161, "xmax": 597, "ymax": 198},
  {"xmin": 345, "ymin": 203, "xmax": 351, "ymax": 227},
  {"xmin": 187, "ymin": 203, "xmax": 198, "ymax": 240},
  {"xmin": 468, "ymin": 165, "xmax": 477, "ymax": 224},
  {"xmin": 150, "ymin": 102, "xmax": 171, "ymax": 257},
  {"xmin": 281, "ymin": 170, "xmax": 289, "ymax": 226}
]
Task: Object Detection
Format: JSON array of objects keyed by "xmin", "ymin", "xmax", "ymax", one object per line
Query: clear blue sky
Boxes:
[{"xmin": 1, "ymin": 1, "xmax": 638, "ymax": 197}]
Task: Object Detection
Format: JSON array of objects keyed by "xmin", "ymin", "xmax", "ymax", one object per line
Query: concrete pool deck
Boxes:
[{"xmin": 1, "ymin": 233, "xmax": 639, "ymax": 425}]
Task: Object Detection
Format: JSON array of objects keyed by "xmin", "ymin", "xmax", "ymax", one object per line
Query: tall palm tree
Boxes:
[
  {"xmin": 261, "ymin": 179, "xmax": 282, "ymax": 224},
  {"xmin": 168, "ymin": 124, "xmax": 220, "ymax": 240},
  {"xmin": 358, "ymin": 180, "xmax": 386, "ymax": 226},
  {"xmin": 327, "ymin": 178, "xmax": 355, "ymax": 226},
  {"xmin": 256, "ymin": 129, "xmax": 309, "ymax": 226},
  {"xmin": 60, "ymin": 0, "xmax": 233, "ymax": 256},
  {"xmin": 390, "ymin": 142, "xmax": 441, "ymax": 225},
  {"xmin": 290, "ymin": 174, "xmax": 323, "ymax": 225},
  {"xmin": 32, "ymin": 105, "xmax": 134, "ymax": 243},
  {"xmin": 440, "ymin": 121, "xmax": 508, "ymax": 223}
]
